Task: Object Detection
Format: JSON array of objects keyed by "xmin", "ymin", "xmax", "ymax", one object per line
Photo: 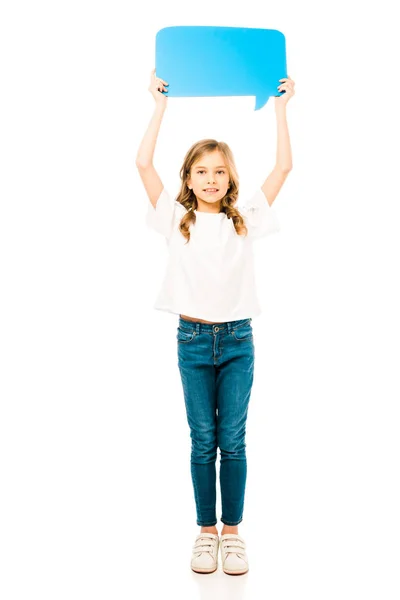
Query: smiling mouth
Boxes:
[{"xmin": 204, "ymin": 188, "xmax": 219, "ymax": 193}]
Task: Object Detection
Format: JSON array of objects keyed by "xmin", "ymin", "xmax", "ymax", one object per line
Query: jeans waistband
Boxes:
[{"xmin": 178, "ymin": 316, "xmax": 252, "ymax": 334}]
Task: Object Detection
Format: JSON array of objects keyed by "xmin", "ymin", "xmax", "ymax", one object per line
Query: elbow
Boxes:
[{"xmin": 135, "ymin": 159, "xmax": 152, "ymax": 169}]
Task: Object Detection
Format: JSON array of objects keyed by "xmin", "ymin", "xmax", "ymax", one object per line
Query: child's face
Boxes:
[{"xmin": 187, "ymin": 151, "xmax": 230, "ymax": 207}]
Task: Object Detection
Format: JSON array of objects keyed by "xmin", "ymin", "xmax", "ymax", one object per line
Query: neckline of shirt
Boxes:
[{"xmin": 194, "ymin": 210, "xmax": 225, "ymax": 216}]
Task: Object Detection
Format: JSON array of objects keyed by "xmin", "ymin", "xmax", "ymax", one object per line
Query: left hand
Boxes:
[{"xmin": 275, "ymin": 76, "xmax": 295, "ymax": 107}]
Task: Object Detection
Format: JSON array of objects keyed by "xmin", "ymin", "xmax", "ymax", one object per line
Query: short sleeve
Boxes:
[
  {"xmin": 145, "ymin": 188, "xmax": 181, "ymax": 240},
  {"xmin": 239, "ymin": 188, "xmax": 281, "ymax": 240}
]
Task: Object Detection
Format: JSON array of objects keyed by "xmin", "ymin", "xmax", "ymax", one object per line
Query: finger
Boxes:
[{"xmin": 280, "ymin": 81, "xmax": 293, "ymax": 89}]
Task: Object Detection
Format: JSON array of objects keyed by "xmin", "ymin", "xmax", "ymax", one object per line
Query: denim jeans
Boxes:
[{"xmin": 177, "ymin": 316, "xmax": 255, "ymax": 526}]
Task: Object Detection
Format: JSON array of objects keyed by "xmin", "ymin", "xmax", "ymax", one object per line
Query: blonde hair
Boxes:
[{"xmin": 175, "ymin": 139, "xmax": 248, "ymax": 243}]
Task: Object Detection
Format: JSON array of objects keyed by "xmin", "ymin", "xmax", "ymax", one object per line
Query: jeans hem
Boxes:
[
  {"xmin": 220, "ymin": 518, "xmax": 243, "ymax": 526},
  {"xmin": 197, "ymin": 521, "xmax": 218, "ymax": 527}
]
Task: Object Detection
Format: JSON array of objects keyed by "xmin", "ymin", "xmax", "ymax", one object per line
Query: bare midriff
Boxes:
[{"xmin": 179, "ymin": 314, "xmax": 222, "ymax": 325}]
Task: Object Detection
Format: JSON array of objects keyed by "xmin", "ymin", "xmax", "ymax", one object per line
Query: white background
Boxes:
[{"xmin": 1, "ymin": 1, "xmax": 399, "ymax": 599}]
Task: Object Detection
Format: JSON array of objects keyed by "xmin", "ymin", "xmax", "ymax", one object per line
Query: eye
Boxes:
[{"xmin": 197, "ymin": 170, "xmax": 225, "ymax": 174}]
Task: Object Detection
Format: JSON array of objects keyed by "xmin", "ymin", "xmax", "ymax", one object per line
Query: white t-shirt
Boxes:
[{"xmin": 145, "ymin": 187, "xmax": 280, "ymax": 322}]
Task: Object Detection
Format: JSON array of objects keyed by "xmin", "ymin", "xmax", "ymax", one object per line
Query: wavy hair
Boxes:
[{"xmin": 175, "ymin": 139, "xmax": 248, "ymax": 243}]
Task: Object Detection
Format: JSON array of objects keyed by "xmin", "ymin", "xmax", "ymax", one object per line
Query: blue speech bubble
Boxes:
[{"xmin": 155, "ymin": 26, "xmax": 287, "ymax": 110}]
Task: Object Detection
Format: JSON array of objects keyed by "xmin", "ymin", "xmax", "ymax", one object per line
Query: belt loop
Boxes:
[{"xmin": 196, "ymin": 322, "xmax": 200, "ymax": 335}]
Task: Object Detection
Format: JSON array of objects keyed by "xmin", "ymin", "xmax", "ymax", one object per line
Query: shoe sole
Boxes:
[
  {"xmin": 223, "ymin": 567, "xmax": 249, "ymax": 575},
  {"xmin": 191, "ymin": 566, "xmax": 218, "ymax": 574}
]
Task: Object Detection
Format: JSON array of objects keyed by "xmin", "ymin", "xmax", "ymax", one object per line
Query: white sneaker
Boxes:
[
  {"xmin": 191, "ymin": 532, "xmax": 219, "ymax": 574},
  {"xmin": 220, "ymin": 533, "xmax": 249, "ymax": 575}
]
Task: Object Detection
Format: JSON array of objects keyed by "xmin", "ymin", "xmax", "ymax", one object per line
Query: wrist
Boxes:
[
  {"xmin": 154, "ymin": 102, "xmax": 166, "ymax": 113},
  {"xmin": 275, "ymin": 104, "xmax": 288, "ymax": 120},
  {"xmin": 274, "ymin": 101, "xmax": 287, "ymax": 112}
]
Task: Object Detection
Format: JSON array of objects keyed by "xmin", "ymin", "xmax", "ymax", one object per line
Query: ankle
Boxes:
[
  {"xmin": 221, "ymin": 525, "xmax": 239, "ymax": 535},
  {"xmin": 200, "ymin": 525, "xmax": 218, "ymax": 535}
]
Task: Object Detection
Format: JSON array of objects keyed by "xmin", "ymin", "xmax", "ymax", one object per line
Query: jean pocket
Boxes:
[
  {"xmin": 231, "ymin": 322, "xmax": 253, "ymax": 342},
  {"xmin": 177, "ymin": 327, "xmax": 196, "ymax": 344}
]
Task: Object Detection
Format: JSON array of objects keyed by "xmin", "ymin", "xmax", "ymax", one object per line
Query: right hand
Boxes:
[{"xmin": 148, "ymin": 68, "xmax": 169, "ymax": 107}]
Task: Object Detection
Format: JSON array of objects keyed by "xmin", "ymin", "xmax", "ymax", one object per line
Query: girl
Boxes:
[{"xmin": 136, "ymin": 68, "xmax": 295, "ymax": 575}]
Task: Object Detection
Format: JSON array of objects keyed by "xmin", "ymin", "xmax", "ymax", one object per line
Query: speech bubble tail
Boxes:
[{"xmin": 254, "ymin": 94, "xmax": 269, "ymax": 111}]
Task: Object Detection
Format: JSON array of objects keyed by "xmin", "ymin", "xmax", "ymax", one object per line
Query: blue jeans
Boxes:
[{"xmin": 177, "ymin": 316, "xmax": 255, "ymax": 527}]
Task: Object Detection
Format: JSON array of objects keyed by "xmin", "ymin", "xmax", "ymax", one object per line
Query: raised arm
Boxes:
[
  {"xmin": 261, "ymin": 77, "xmax": 295, "ymax": 206},
  {"xmin": 135, "ymin": 69, "xmax": 169, "ymax": 208}
]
